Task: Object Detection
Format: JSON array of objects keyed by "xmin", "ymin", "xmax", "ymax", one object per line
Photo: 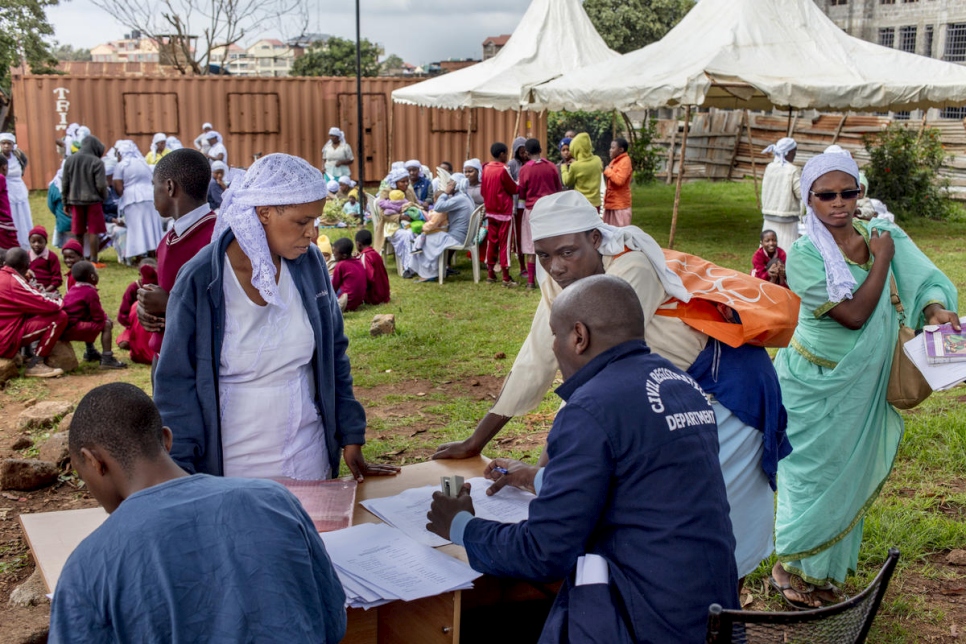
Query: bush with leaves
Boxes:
[
  {"xmin": 629, "ymin": 118, "xmax": 662, "ymax": 185},
  {"xmin": 864, "ymin": 124, "xmax": 954, "ymax": 220},
  {"xmin": 546, "ymin": 110, "xmax": 620, "ymax": 165}
]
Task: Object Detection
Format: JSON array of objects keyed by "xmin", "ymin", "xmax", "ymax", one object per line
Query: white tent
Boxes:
[
  {"xmin": 391, "ymin": 0, "xmax": 618, "ymax": 111},
  {"xmin": 533, "ymin": 0, "xmax": 966, "ymax": 112}
]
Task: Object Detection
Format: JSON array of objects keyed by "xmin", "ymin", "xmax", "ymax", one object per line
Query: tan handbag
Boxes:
[{"xmin": 886, "ymin": 275, "xmax": 933, "ymax": 410}]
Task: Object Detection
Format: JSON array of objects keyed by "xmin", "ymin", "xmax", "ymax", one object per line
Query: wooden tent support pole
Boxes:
[
  {"xmin": 830, "ymin": 113, "xmax": 848, "ymax": 146},
  {"xmin": 746, "ymin": 110, "xmax": 761, "ymax": 212},
  {"xmin": 668, "ymin": 105, "xmax": 692, "ymax": 250},
  {"xmin": 917, "ymin": 113, "xmax": 928, "ymax": 143},
  {"xmin": 665, "ymin": 112, "xmax": 679, "ymax": 185},
  {"xmin": 621, "ymin": 111, "xmax": 636, "ymax": 147},
  {"xmin": 726, "ymin": 111, "xmax": 745, "ymax": 181},
  {"xmin": 388, "ymin": 101, "xmax": 395, "ymax": 163},
  {"xmin": 465, "ymin": 108, "xmax": 473, "ymax": 160},
  {"xmin": 513, "ymin": 107, "xmax": 522, "ymax": 138},
  {"xmin": 787, "ymin": 106, "xmax": 795, "ymax": 136}
]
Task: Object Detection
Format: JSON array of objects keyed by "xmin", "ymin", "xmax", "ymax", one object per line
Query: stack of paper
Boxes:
[
  {"xmin": 273, "ymin": 478, "xmax": 357, "ymax": 532},
  {"xmin": 320, "ymin": 523, "xmax": 481, "ymax": 609},
  {"xmin": 904, "ymin": 326, "xmax": 966, "ymax": 392},
  {"xmin": 360, "ymin": 477, "xmax": 535, "ymax": 547}
]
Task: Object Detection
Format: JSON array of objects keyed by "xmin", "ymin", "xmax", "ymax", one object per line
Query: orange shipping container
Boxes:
[{"xmin": 10, "ymin": 72, "xmax": 547, "ymax": 190}]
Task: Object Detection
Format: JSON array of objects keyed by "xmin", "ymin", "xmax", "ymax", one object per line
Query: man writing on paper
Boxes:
[
  {"xmin": 48, "ymin": 383, "xmax": 347, "ymax": 644},
  {"xmin": 434, "ymin": 191, "xmax": 790, "ymax": 584},
  {"xmin": 427, "ymin": 275, "xmax": 738, "ymax": 643}
]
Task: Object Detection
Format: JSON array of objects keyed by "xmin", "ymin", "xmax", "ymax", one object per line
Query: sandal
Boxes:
[
  {"xmin": 769, "ymin": 575, "xmax": 816, "ymax": 611},
  {"xmin": 812, "ymin": 582, "xmax": 849, "ymax": 605}
]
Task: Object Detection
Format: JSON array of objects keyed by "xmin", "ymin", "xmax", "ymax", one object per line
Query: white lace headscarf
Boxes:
[
  {"xmin": 213, "ymin": 153, "xmax": 328, "ymax": 307},
  {"xmin": 116, "ymin": 140, "xmax": 143, "ymax": 161},
  {"xmin": 529, "ymin": 191, "xmax": 690, "ymax": 303},
  {"xmin": 801, "ymin": 153, "xmax": 862, "ymax": 303},
  {"xmin": 463, "ymin": 158, "xmax": 483, "ymax": 184},
  {"xmin": 166, "ymin": 136, "xmax": 183, "ymax": 151},
  {"xmin": 328, "ymin": 127, "xmax": 346, "ymax": 144},
  {"xmin": 763, "ymin": 137, "xmax": 797, "ymax": 165},
  {"xmin": 150, "ymin": 132, "xmax": 167, "ymax": 154},
  {"xmin": 450, "ymin": 172, "xmax": 469, "ymax": 193},
  {"xmin": 211, "ymin": 160, "xmax": 229, "ymax": 174},
  {"xmin": 386, "ymin": 168, "xmax": 409, "ymax": 188},
  {"xmin": 205, "ymin": 131, "xmax": 224, "ymax": 145}
]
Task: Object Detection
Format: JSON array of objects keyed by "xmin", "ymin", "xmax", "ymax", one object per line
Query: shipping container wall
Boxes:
[{"xmin": 10, "ymin": 74, "xmax": 547, "ymax": 190}]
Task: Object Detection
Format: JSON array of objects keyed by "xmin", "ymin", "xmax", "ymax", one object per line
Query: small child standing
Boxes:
[
  {"xmin": 343, "ymin": 190, "xmax": 361, "ymax": 224},
  {"xmin": 28, "ymin": 226, "xmax": 62, "ymax": 293},
  {"xmin": 752, "ymin": 229, "xmax": 787, "ymax": 281},
  {"xmin": 62, "ymin": 261, "xmax": 127, "ymax": 369},
  {"xmin": 355, "ymin": 229, "xmax": 390, "ymax": 305},
  {"xmin": 59, "ymin": 239, "xmax": 98, "ymax": 361},
  {"xmin": 481, "ymin": 142, "xmax": 519, "ymax": 287},
  {"xmin": 330, "ymin": 238, "xmax": 367, "ymax": 313},
  {"xmin": 116, "ymin": 259, "xmax": 158, "ymax": 365}
]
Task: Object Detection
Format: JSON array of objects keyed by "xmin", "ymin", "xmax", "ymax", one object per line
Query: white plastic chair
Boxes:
[{"xmin": 438, "ymin": 205, "xmax": 485, "ymax": 284}]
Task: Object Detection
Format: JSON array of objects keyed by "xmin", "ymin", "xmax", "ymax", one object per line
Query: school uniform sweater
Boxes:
[
  {"xmin": 518, "ymin": 159, "xmax": 564, "ymax": 210},
  {"xmin": 29, "ymin": 251, "xmax": 63, "ymax": 291},
  {"xmin": 0, "ymin": 266, "xmax": 63, "ymax": 358},
  {"xmin": 481, "ymin": 161, "xmax": 518, "ymax": 219}
]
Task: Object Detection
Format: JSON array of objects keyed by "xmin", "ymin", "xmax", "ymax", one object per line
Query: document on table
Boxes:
[
  {"xmin": 904, "ymin": 330, "xmax": 966, "ymax": 391},
  {"xmin": 320, "ymin": 522, "xmax": 481, "ymax": 609},
  {"xmin": 360, "ymin": 477, "xmax": 535, "ymax": 547}
]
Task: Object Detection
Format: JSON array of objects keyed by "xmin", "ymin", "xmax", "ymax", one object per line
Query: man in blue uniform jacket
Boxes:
[{"xmin": 427, "ymin": 275, "xmax": 739, "ymax": 643}]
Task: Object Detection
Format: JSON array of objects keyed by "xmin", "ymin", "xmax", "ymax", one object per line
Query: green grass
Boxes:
[{"xmin": 21, "ymin": 182, "xmax": 966, "ymax": 642}]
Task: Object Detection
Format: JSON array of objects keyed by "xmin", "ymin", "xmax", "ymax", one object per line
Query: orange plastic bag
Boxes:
[{"xmin": 655, "ymin": 250, "xmax": 801, "ymax": 348}]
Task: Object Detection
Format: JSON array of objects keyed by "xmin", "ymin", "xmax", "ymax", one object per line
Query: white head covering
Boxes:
[
  {"xmin": 763, "ymin": 137, "xmax": 797, "ymax": 165},
  {"xmin": 213, "ymin": 153, "xmax": 328, "ymax": 306},
  {"xmin": 76, "ymin": 126, "xmax": 90, "ymax": 142},
  {"xmin": 211, "ymin": 160, "xmax": 229, "ymax": 174},
  {"xmin": 202, "ymin": 122, "xmax": 213, "ymax": 130},
  {"xmin": 205, "ymin": 131, "xmax": 223, "ymax": 144},
  {"xmin": 338, "ymin": 176, "xmax": 356, "ymax": 187},
  {"xmin": 529, "ymin": 191, "xmax": 690, "ymax": 302},
  {"xmin": 166, "ymin": 136, "xmax": 183, "ymax": 151},
  {"xmin": 823, "ymin": 144, "xmax": 852, "ymax": 157},
  {"xmin": 66, "ymin": 123, "xmax": 79, "ymax": 137},
  {"xmin": 326, "ymin": 180, "xmax": 340, "ymax": 194},
  {"xmin": 328, "ymin": 127, "xmax": 346, "ymax": 143},
  {"xmin": 404, "ymin": 159, "xmax": 421, "ymax": 170},
  {"xmin": 102, "ymin": 153, "xmax": 117, "ymax": 175},
  {"xmin": 450, "ymin": 172, "xmax": 469, "ymax": 193},
  {"xmin": 152, "ymin": 132, "xmax": 166, "ymax": 144},
  {"xmin": 463, "ymin": 158, "xmax": 483, "ymax": 180},
  {"xmin": 0, "ymin": 133, "xmax": 15, "ymax": 144},
  {"xmin": 116, "ymin": 140, "xmax": 143, "ymax": 161},
  {"xmin": 801, "ymin": 152, "xmax": 862, "ymax": 304},
  {"xmin": 386, "ymin": 168, "xmax": 409, "ymax": 188}
]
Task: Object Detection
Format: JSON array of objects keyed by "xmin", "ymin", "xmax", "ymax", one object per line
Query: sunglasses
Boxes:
[{"xmin": 809, "ymin": 189, "xmax": 861, "ymax": 202}]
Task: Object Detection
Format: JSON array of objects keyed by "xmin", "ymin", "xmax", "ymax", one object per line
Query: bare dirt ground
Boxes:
[{"xmin": 1, "ymin": 373, "xmax": 964, "ymax": 643}]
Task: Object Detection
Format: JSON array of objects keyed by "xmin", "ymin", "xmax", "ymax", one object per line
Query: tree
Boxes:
[
  {"xmin": 0, "ymin": 0, "xmax": 59, "ymax": 89},
  {"xmin": 584, "ymin": 0, "xmax": 693, "ymax": 54},
  {"xmin": 52, "ymin": 43, "xmax": 93, "ymax": 61},
  {"xmin": 88, "ymin": 0, "xmax": 309, "ymax": 74},
  {"xmin": 290, "ymin": 37, "xmax": 382, "ymax": 78},
  {"xmin": 380, "ymin": 54, "xmax": 404, "ymax": 75}
]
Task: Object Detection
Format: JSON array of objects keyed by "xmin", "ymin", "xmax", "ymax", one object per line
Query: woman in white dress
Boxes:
[
  {"xmin": 113, "ymin": 141, "xmax": 163, "ymax": 259},
  {"xmin": 0, "ymin": 134, "xmax": 33, "ymax": 249},
  {"xmin": 154, "ymin": 153, "xmax": 399, "ymax": 482},
  {"xmin": 321, "ymin": 127, "xmax": 353, "ymax": 182}
]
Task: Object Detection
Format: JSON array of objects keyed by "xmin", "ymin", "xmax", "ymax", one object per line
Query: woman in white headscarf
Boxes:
[
  {"xmin": 322, "ymin": 127, "xmax": 353, "ymax": 181},
  {"xmin": 760, "ymin": 136, "xmax": 802, "ymax": 252},
  {"xmin": 0, "ymin": 133, "xmax": 32, "ymax": 249},
  {"xmin": 154, "ymin": 153, "xmax": 399, "ymax": 482},
  {"xmin": 463, "ymin": 158, "xmax": 485, "ymax": 207},
  {"xmin": 770, "ymin": 152, "xmax": 959, "ymax": 608},
  {"xmin": 194, "ymin": 122, "xmax": 214, "ymax": 154},
  {"xmin": 145, "ymin": 133, "xmax": 170, "ymax": 166},
  {"xmin": 113, "ymin": 140, "xmax": 164, "ymax": 259},
  {"xmin": 205, "ymin": 131, "xmax": 227, "ymax": 166},
  {"xmin": 405, "ymin": 173, "xmax": 475, "ymax": 283}
]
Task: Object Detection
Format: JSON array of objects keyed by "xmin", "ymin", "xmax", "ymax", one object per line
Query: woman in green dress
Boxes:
[{"xmin": 770, "ymin": 151, "xmax": 960, "ymax": 608}]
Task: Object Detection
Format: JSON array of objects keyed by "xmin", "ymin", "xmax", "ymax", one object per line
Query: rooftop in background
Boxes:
[{"xmin": 482, "ymin": 34, "xmax": 511, "ymax": 60}]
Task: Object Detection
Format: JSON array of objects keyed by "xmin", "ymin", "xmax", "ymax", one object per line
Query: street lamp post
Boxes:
[{"xmin": 355, "ymin": 0, "xmax": 366, "ymax": 210}]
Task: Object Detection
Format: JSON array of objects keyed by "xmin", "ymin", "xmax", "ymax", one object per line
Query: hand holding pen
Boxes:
[{"xmin": 484, "ymin": 458, "xmax": 539, "ymax": 496}]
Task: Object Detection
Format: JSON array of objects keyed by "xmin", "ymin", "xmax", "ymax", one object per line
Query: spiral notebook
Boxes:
[{"xmin": 273, "ymin": 478, "xmax": 357, "ymax": 532}]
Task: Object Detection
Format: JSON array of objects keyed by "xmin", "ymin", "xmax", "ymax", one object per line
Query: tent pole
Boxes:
[
  {"xmin": 513, "ymin": 107, "xmax": 522, "ymax": 137},
  {"xmin": 786, "ymin": 106, "xmax": 794, "ymax": 136},
  {"xmin": 668, "ymin": 105, "xmax": 692, "ymax": 250},
  {"xmin": 830, "ymin": 113, "xmax": 847, "ymax": 146},
  {"xmin": 388, "ymin": 100, "xmax": 394, "ymax": 163},
  {"xmin": 465, "ymin": 108, "xmax": 473, "ymax": 159},
  {"xmin": 745, "ymin": 109, "xmax": 761, "ymax": 212},
  {"xmin": 665, "ymin": 112, "xmax": 678, "ymax": 185},
  {"xmin": 917, "ymin": 113, "xmax": 928, "ymax": 143}
]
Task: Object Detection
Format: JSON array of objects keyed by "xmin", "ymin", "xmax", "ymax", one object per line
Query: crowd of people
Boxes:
[{"xmin": 0, "ymin": 120, "xmax": 959, "ymax": 642}]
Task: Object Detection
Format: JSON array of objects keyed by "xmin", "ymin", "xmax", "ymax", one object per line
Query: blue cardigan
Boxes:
[{"xmin": 154, "ymin": 229, "xmax": 367, "ymax": 477}]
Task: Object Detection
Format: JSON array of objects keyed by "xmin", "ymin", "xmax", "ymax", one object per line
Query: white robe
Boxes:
[{"xmin": 6, "ymin": 153, "xmax": 32, "ymax": 249}]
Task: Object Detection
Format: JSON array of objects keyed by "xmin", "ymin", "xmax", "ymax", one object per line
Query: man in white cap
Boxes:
[
  {"xmin": 0, "ymin": 133, "xmax": 32, "ymax": 249},
  {"xmin": 435, "ymin": 191, "xmax": 791, "ymax": 589},
  {"xmin": 145, "ymin": 133, "xmax": 169, "ymax": 167},
  {"xmin": 205, "ymin": 131, "xmax": 227, "ymax": 166},
  {"xmin": 761, "ymin": 136, "xmax": 801, "ymax": 252},
  {"xmin": 193, "ymin": 123, "xmax": 214, "ymax": 155}
]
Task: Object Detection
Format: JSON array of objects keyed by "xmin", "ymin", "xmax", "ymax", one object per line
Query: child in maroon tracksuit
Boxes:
[
  {"xmin": 62, "ymin": 261, "xmax": 126, "ymax": 369},
  {"xmin": 330, "ymin": 237, "xmax": 367, "ymax": 312},
  {"xmin": 480, "ymin": 142, "xmax": 519, "ymax": 286},
  {"xmin": 517, "ymin": 139, "xmax": 564, "ymax": 289},
  {"xmin": 28, "ymin": 226, "xmax": 62, "ymax": 293}
]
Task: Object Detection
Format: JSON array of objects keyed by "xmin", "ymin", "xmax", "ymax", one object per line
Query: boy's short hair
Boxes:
[
  {"xmin": 440, "ymin": 161, "xmax": 453, "ymax": 172},
  {"xmin": 354, "ymin": 229, "xmax": 373, "ymax": 247},
  {"xmin": 71, "ymin": 260, "xmax": 97, "ymax": 283},
  {"xmin": 69, "ymin": 383, "xmax": 166, "ymax": 470},
  {"xmin": 614, "ymin": 137, "xmax": 629, "ymax": 153},
  {"xmin": 761, "ymin": 229, "xmax": 777, "ymax": 241},
  {"xmin": 154, "ymin": 149, "xmax": 211, "ymax": 201},
  {"xmin": 333, "ymin": 237, "xmax": 353, "ymax": 256},
  {"xmin": 490, "ymin": 142, "xmax": 508, "ymax": 159},
  {"xmin": 524, "ymin": 139, "xmax": 542, "ymax": 155}
]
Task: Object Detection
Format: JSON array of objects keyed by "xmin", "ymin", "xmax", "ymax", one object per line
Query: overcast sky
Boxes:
[{"xmin": 47, "ymin": 0, "xmax": 531, "ymax": 67}]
